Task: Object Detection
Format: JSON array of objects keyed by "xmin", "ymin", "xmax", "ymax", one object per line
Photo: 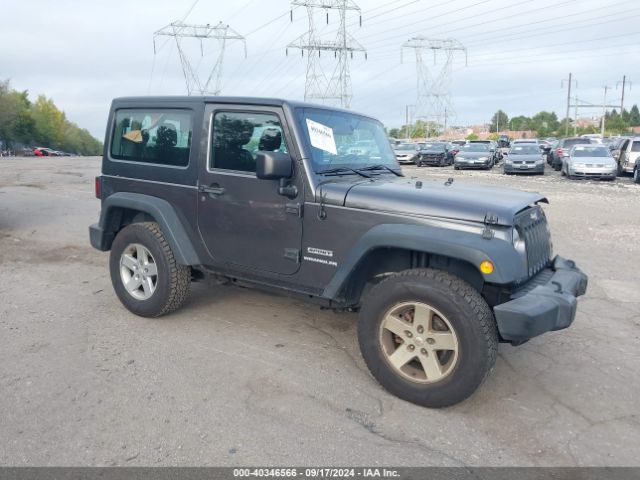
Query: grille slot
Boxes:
[{"xmin": 515, "ymin": 206, "xmax": 552, "ymax": 278}]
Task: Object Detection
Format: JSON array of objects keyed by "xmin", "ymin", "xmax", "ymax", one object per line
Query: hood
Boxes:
[
  {"xmin": 420, "ymin": 148, "xmax": 447, "ymax": 154},
  {"xmin": 394, "ymin": 150, "xmax": 417, "ymax": 156},
  {"xmin": 317, "ymin": 177, "xmax": 547, "ymax": 226},
  {"xmin": 455, "ymin": 151, "xmax": 490, "ymax": 159}
]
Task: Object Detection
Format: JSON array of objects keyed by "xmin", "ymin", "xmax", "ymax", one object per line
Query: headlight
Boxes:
[
  {"xmin": 456, "ymin": 157, "xmax": 465, "ymax": 161},
  {"xmin": 512, "ymin": 227, "xmax": 526, "ymax": 257},
  {"xmin": 536, "ymin": 159, "xmax": 544, "ymax": 164},
  {"xmin": 479, "ymin": 156, "xmax": 489, "ymax": 161},
  {"xmin": 505, "ymin": 159, "xmax": 513, "ymax": 164},
  {"xmin": 573, "ymin": 162, "xmax": 585, "ymax": 168}
]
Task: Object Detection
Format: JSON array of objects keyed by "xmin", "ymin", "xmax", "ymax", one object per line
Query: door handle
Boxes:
[{"xmin": 198, "ymin": 184, "xmax": 225, "ymax": 196}]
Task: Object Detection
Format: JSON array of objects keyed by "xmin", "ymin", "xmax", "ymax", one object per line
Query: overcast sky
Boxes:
[{"xmin": 2, "ymin": 0, "xmax": 639, "ymax": 139}]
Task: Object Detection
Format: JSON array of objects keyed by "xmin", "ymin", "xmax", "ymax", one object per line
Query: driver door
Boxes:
[{"xmin": 197, "ymin": 105, "xmax": 303, "ymax": 275}]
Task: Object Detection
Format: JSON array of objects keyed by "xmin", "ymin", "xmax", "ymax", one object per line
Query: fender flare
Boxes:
[
  {"xmin": 97, "ymin": 192, "xmax": 201, "ymax": 266},
  {"xmin": 322, "ymin": 223, "xmax": 524, "ymax": 299}
]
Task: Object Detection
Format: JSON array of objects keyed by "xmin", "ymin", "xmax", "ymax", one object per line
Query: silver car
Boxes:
[
  {"xmin": 393, "ymin": 142, "xmax": 419, "ymax": 164},
  {"xmin": 563, "ymin": 145, "xmax": 617, "ymax": 180}
]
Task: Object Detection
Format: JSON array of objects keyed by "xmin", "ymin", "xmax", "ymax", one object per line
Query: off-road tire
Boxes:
[
  {"xmin": 109, "ymin": 222, "xmax": 191, "ymax": 317},
  {"xmin": 357, "ymin": 268, "xmax": 498, "ymax": 408}
]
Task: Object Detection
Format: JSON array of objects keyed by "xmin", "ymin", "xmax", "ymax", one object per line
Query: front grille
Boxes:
[{"xmin": 515, "ymin": 206, "xmax": 552, "ymax": 278}]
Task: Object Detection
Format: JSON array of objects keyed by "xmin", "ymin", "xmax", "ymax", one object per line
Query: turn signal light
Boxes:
[{"xmin": 480, "ymin": 261, "xmax": 494, "ymax": 275}]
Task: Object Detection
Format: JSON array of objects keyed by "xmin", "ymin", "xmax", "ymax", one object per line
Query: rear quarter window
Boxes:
[
  {"xmin": 110, "ymin": 109, "xmax": 193, "ymax": 167},
  {"xmin": 631, "ymin": 141, "xmax": 640, "ymax": 152}
]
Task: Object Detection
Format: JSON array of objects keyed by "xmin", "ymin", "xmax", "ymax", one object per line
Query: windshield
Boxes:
[
  {"xmin": 572, "ymin": 146, "xmax": 610, "ymax": 157},
  {"xmin": 421, "ymin": 142, "xmax": 446, "ymax": 151},
  {"xmin": 563, "ymin": 138, "xmax": 591, "ymax": 148},
  {"xmin": 460, "ymin": 143, "xmax": 489, "ymax": 152},
  {"xmin": 396, "ymin": 143, "xmax": 417, "ymax": 151},
  {"xmin": 296, "ymin": 107, "xmax": 398, "ymax": 171},
  {"xmin": 510, "ymin": 145, "xmax": 540, "ymax": 155}
]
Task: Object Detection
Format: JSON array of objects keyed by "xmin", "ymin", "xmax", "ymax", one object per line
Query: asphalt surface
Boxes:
[{"xmin": 1, "ymin": 156, "xmax": 639, "ymax": 466}]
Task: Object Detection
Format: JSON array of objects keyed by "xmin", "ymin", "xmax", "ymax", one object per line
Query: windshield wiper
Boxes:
[
  {"xmin": 356, "ymin": 164, "xmax": 404, "ymax": 177},
  {"xmin": 315, "ymin": 167, "xmax": 372, "ymax": 178}
]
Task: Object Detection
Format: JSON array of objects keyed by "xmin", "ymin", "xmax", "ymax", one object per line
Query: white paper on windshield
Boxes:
[{"xmin": 306, "ymin": 119, "xmax": 337, "ymax": 155}]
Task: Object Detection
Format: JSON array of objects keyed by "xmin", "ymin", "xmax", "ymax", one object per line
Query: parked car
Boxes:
[
  {"xmin": 610, "ymin": 136, "xmax": 640, "ymax": 175},
  {"xmin": 467, "ymin": 140, "xmax": 501, "ymax": 164},
  {"xmin": 562, "ymin": 144, "xmax": 617, "ymax": 180},
  {"xmin": 502, "ymin": 144, "xmax": 545, "ymax": 175},
  {"xmin": 33, "ymin": 147, "xmax": 55, "ymax": 157},
  {"xmin": 89, "ymin": 95, "xmax": 587, "ymax": 408},
  {"xmin": 454, "ymin": 143, "xmax": 494, "ymax": 170},
  {"xmin": 549, "ymin": 137, "xmax": 592, "ymax": 170},
  {"xmin": 416, "ymin": 142, "xmax": 454, "ymax": 167},
  {"xmin": 634, "ymin": 159, "xmax": 640, "ymax": 183},
  {"xmin": 497, "ymin": 135, "xmax": 510, "ymax": 149},
  {"xmin": 393, "ymin": 142, "xmax": 420, "ymax": 164}
]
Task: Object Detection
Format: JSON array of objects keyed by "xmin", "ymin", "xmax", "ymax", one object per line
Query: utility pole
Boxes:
[
  {"xmin": 617, "ymin": 75, "xmax": 632, "ymax": 113},
  {"xmin": 153, "ymin": 21, "xmax": 247, "ymax": 95},
  {"xmin": 287, "ymin": 0, "xmax": 366, "ymax": 108},
  {"xmin": 601, "ymin": 85, "xmax": 609, "ymax": 137},
  {"xmin": 443, "ymin": 107, "xmax": 448, "ymax": 139},
  {"xmin": 574, "ymin": 95, "xmax": 578, "ymax": 136},
  {"xmin": 401, "ymin": 37, "xmax": 466, "ymax": 137},
  {"xmin": 561, "ymin": 73, "xmax": 577, "ymax": 136}
]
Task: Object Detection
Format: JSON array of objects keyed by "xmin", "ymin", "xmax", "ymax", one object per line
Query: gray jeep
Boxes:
[{"xmin": 89, "ymin": 96, "xmax": 588, "ymax": 407}]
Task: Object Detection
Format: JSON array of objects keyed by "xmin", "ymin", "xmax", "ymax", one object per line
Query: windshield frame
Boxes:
[
  {"xmin": 571, "ymin": 146, "xmax": 610, "ymax": 157},
  {"xmin": 294, "ymin": 106, "xmax": 400, "ymax": 176}
]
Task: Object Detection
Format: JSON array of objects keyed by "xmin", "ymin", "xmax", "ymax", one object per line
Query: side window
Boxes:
[
  {"xmin": 110, "ymin": 109, "xmax": 192, "ymax": 167},
  {"xmin": 211, "ymin": 111, "xmax": 288, "ymax": 173}
]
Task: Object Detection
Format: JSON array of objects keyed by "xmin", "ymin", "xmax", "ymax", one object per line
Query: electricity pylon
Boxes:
[
  {"xmin": 287, "ymin": 0, "xmax": 366, "ymax": 108},
  {"xmin": 153, "ymin": 21, "xmax": 246, "ymax": 95},
  {"xmin": 401, "ymin": 37, "xmax": 466, "ymax": 136}
]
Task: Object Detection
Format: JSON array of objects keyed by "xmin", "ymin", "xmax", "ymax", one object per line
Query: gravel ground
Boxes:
[{"xmin": 0, "ymin": 156, "xmax": 639, "ymax": 467}]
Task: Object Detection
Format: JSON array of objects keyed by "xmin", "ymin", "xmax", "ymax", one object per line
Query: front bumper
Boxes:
[
  {"xmin": 504, "ymin": 162, "xmax": 544, "ymax": 173},
  {"xmin": 419, "ymin": 155, "xmax": 446, "ymax": 165},
  {"xmin": 493, "ymin": 256, "xmax": 588, "ymax": 343},
  {"xmin": 455, "ymin": 160, "xmax": 490, "ymax": 169},
  {"xmin": 569, "ymin": 167, "xmax": 616, "ymax": 179}
]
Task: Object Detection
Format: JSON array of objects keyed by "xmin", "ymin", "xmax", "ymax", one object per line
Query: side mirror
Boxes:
[
  {"xmin": 489, "ymin": 148, "xmax": 495, "ymax": 152},
  {"xmin": 502, "ymin": 151, "xmax": 508, "ymax": 156},
  {"xmin": 256, "ymin": 151, "xmax": 292, "ymax": 180}
]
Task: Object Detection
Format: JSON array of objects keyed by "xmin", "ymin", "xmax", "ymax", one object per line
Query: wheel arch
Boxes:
[
  {"xmin": 95, "ymin": 192, "xmax": 201, "ymax": 266},
  {"xmin": 323, "ymin": 224, "xmax": 521, "ymax": 306}
]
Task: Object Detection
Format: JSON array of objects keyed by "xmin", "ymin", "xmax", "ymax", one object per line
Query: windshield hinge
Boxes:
[{"xmin": 484, "ymin": 212, "xmax": 499, "ymax": 224}]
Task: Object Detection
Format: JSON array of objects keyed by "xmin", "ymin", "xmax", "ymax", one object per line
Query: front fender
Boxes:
[
  {"xmin": 322, "ymin": 223, "xmax": 524, "ymax": 299},
  {"xmin": 91, "ymin": 192, "xmax": 201, "ymax": 266}
]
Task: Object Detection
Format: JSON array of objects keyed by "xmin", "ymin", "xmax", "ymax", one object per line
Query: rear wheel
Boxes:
[
  {"xmin": 358, "ymin": 269, "xmax": 498, "ymax": 408},
  {"xmin": 109, "ymin": 222, "xmax": 191, "ymax": 317},
  {"xmin": 634, "ymin": 167, "xmax": 640, "ymax": 184}
]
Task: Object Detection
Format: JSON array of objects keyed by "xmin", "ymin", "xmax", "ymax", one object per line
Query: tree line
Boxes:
[
  {"xmin": 0, "ymin": 80, "xmax": 102, "ymax": 155},
  {"xmin": 387, "ymin": 105, "xmax": 640, "ymax": 140}
]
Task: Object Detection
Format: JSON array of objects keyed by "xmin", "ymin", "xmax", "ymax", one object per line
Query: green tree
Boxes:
[
  {"xmin": 490, "ymin": 110, "xmax": 509, "ymax": 133},
  {"xmin": 388, "ymin": 128, "xmax": 400, "ymax": 138},
  {"xmin": 629, "ymin": 104, "xmax": 640, "ymax": 126},
  {"xmin": 509, "ymin": 115, "xmax": 530, "ymax": 131},
  {"xmin": 466, "ymin": 133, "xmax": 479, "ymax": 141},
  {"xmin": 530, "ymin": 111, "xmax": 559, "ymax": 137}
]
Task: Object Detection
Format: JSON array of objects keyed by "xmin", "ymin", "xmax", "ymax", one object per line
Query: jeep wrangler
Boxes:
[{"xmin": 90, "ymin": 96, "xmax": 588, "ymax": 407}]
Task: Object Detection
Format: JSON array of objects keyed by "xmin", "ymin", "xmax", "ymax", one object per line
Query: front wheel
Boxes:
[
  {"xmin": 357, "ymin": 269, "xmax": 498, "ymax": 408},
  {"xmin": 634, "ymin": 167, "xmax": 640, "ymax": 184},
  {"xmin": 109, "ymin": 222, "xmax": 191, "ymax": 317}
]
